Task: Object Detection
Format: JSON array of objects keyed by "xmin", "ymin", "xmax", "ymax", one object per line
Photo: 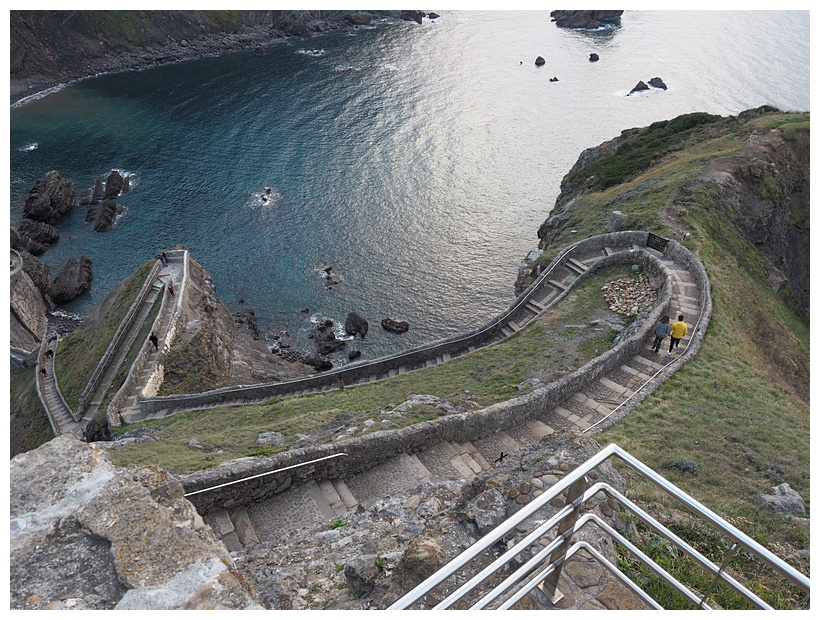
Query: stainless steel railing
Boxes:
[{"xmin": 388, "ymin": 443, "xmax": 809, "ymax": 610}]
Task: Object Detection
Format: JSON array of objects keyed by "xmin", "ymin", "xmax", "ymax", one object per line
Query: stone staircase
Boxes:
[
  {"xmin": 36, "ymin": 340, "xmax": 77, "ymax": 436},
  {"xmin": 206, "ymin": 420, "xmax": 557, "ymax": 554},
  {"xmin": 203, "ymin": 244, "xmax": 701, "ymax": 561},
  {"xmin": 81, "ymin": 280, "xmax": 165, "ymax": 422}
]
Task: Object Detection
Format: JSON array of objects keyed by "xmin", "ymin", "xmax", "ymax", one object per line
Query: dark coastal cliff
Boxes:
[{"xmin": 9, "ymin": 10, "xmax": 432, "ymax": 104}]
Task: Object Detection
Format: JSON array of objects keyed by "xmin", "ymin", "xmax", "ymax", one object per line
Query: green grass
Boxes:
[
  {"xmin": 108, "ymin": 264, "xmax": 637, "ymax": 471},
  {"xmin": 594, "ymin": 115, "xmax": 809, "ymax": 608},
  {"xmin": 53, "ymin": 260, "xmax": 154, "ymax": 411},
  {"xmin": 9, "ymin": 368, "xmax": 53, "ymax": 457}
]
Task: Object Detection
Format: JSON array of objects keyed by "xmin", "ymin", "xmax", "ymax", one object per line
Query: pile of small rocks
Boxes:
[{"xmin": 601, "ymin": 274, "xmax": 659, "ymax": 317}]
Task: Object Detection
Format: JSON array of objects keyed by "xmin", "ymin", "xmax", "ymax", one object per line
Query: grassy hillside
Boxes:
[{"xmin": 558, "ymin": 110, "xmax": 810, "ymax": 606}]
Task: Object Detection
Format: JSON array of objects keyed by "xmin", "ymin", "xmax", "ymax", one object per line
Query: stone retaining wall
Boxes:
[
  {"xmin": 180, "ymin": 234, "xmax": 701, "ymax": 514},
  {"xmin": 138, "ymin": 249, "xmax": 189, "ymax": 399},
  {"xmin": 136, "ymin": 231, "xmax": 656, "ymax": 419}
]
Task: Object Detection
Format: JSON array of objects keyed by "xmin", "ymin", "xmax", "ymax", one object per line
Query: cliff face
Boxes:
[
  {"xmin": 9, "ymin": 10, "xmax": 429, "ymax": 104},
  {"xmin": 10, "ymin": 434, "xmax": 263, "ymax": 610},
  {"xmin": 10, "ymin": 252, "xmax": 48, "ymax": 358}
]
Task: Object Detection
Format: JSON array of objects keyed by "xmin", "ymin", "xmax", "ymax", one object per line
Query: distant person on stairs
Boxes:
[
  {"xmin": 652, "ymin": 315, "xmax": 670, "ymax": 353},
  {"xmin": 167, "ymin": 282, "xmax": 175, "ymax": 297},
  {"xmin": 149, "ymin": 333, "xmax": 159, "ymax": 350},
  {"xmin": 668, "ymin": 315, "xmax": 688, "ymax": 355}
]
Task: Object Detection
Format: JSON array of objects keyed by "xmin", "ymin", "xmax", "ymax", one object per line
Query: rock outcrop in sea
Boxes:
[{"xmin": 550, "ymin": 10, "xmax": 624, "ymax": 29}]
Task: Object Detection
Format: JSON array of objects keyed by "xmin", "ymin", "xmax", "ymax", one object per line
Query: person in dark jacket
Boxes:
[{"xmin": 652, "ymin": 315, "xmax": 670, "ymax": 353}]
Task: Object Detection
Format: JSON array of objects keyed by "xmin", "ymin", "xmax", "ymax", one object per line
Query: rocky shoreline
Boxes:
[{"xmin": 10, "ymin": 11, "xmax": 436, "ymax": 106}]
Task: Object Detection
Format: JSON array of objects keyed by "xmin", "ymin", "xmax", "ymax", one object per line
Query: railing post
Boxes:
[{"xmin": 539, "ymin": 475, "xmax": 590, "ymax": 604}]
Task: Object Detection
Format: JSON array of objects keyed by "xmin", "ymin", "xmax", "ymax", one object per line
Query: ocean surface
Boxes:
[{"xmin": 9, "ymin": 11, "xmax": 810, "ymax": 365}]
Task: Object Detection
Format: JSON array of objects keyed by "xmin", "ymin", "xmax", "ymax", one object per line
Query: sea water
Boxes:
[{"xmin": 9, "ymin": 11, "xmax": 810, "ymax": 364}]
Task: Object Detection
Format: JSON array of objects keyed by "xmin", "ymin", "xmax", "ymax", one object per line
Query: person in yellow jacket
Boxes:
[{"xmin": 668, "ymin": 315, "xmax": 688, "ymax": 355}]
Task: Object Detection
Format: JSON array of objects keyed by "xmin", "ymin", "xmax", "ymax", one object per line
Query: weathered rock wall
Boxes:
[
  {"xmin": 10, "ymin": 434, "xmax": 263, "ymax": 610},
  {"xmin": 10, "ymin": 251, "xmax": 48, "ymax": 354}
]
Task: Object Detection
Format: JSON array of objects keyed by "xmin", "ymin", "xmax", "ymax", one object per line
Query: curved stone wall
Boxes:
[
  {"xmin": 180, "ymin": 234, "xmax": 713, "ymax": 514},
  {"xmin": 135, "ymin": 231, "xmax": 658, "ymax": 419}
]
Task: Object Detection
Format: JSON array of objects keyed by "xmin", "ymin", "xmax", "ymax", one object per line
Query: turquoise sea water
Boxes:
[{"xmin": 9, "ymin": 11, "xmax": 810, "ymax": 364}]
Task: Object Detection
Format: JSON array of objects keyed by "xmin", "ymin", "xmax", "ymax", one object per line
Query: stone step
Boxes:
[
  {"xmin": 501, "ymin": 326, "xmax": 515, "ymax": 337},
  {"xmin": 603, "ymin": 246, "xmax": 614, "ymax": 257},
  {"xmin": 229, "ymin": 506, "xmax": 260, "ymax": 548},
  {"xmin": 497, "ymin": 431, "xmax": 522, "ymax": 453},
  {"xmin": 526, "ymin": 419, "xmax": 555, "ymax": 440},
  {"xmin": 547, "ymin": 279, "xmax": 567, "ymax": 291},
  {"xmin": 319, "ymin": 480, "xmax": 348, "ymax": 517},
  {"xmin": 305, "ymin": 480, "xmax": 338, "ymax": 522},
  {"xmin": 404, "ymin": 453, "xmax": 433, "ymax": 483},
  {"xmin": 567, "ymin": 257, "xmax": 588, "ymax": 275},
  {"xmin": 525, "ymin": 300, "xmax": 544, "ymax": 315},
  {"xmin": 332, "ymin": 479, "xmax": 359, "ymax": 511},
  {"xmin": 449, "ymin": 453, "xmax": 476, "ymax": 479}
]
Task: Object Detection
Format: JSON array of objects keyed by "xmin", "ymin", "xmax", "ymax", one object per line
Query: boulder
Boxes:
[
  {"xmin": 629, "ymin": 80, "xmax": 649, "ymax": 95},
  {"xmin": 254, "ymin": 431, "xmax": 286, "ymax": 447},
  {"xmin": 308, "ymin": 318, "xmax": 347, "ymax": 355},
  {"xmin": 393, "ymin": 536, "xmax": 444, "ymax": 590},
  {"xmin": 93, "ymin": 177, "xmax": 105, "ymax": 202},
  {"xmin": 19, "ymin": 251, "xmax": 53, "ymax": 299},
  {"xmin": 381, "ymin": 318, "xmax": 409, "ymax": 334},
  {"xmin": 550, "ymin": 76, "xmax": 559, "ymax": 82},
  {"xmin": 348, "ymin": 350, "xmax": 362, "ymax": 360},
  {"xmin": 233, "ymin": 308, "xmax": 260, "ymax": 339},
  {"xmin": 48, "ymin": 256, "xmax": 93, "ymax": 304},
  {"xmin": 589, "ymin": 53, "xmax": 599, "ymax": 62},
  {"xmin": 535, "ymin": 56, "xmax": 546, "ymax": 66},
  {"xmin": 345, "ymin": 311, "xmax": 369, "ymax": 338},
  {"xmin": 10, "ymin": 435, "xmax": 262, "ymax": 610},
  {"xmin": 400, "ymin": 10, "xmax": 425, "ymax": 24},
  {"xmin": 345, "ymin": 12, "xmax": 372, "ymax": 26},
  {"xmin": 464, "ymin": 488, "xmax": 509, "ymax": 536},
  {"xmin": 302, "ymin": 352, "xmax": 333, "ymax": 372},
  {"xmin": 648, "ymin": 76, "xmax": 668, "ymax": 90},
  {"xmin": 22, "ymin": 170, "xmax": 76, "ymax": 225},
  {"xmin": 607, "ymin": 210, "xmax": 628, "ymax": 233},
  {"xmin": 756, "ymin": 483, "xmax": 806, "ymax": 516},
  {"xmin": 12, "ymin": 221, "xmax": 59, "ymax": 255},
  {"xmin": 104, "ymin": 170, "xmax": 126, "ymax": 198}
]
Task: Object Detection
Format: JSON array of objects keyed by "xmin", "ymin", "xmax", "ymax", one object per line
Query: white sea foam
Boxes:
[
  {"xmin": 297, "ymin": 48, "xmax": 326, "ymax": 57},
  {"xmin": 19, "ymin": 143, "xmax": 38, "ymax": 152},
  {"xmin": 48, "ymin": 309, "xmax": 84, "ymax": 321},
  {"xmin": 11, "ymin": 83, "xmax": 67, "ymax": 109}
]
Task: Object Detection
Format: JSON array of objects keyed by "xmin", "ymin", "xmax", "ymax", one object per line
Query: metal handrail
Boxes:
[
  {"xmin": 388, "ymin": 443, "xmax": 809, "ymax": 610},
  {"xmin": 183, "ymin": 452, "xmax": 348, "ymax": 497}
]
